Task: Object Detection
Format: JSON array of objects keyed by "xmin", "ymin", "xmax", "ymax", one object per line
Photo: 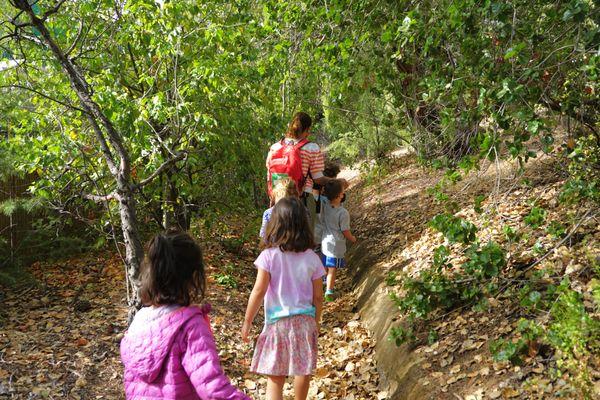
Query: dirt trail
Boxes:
[{"xmin": 0, "ymin": 243, "xmax": 384, "ymax": 399}]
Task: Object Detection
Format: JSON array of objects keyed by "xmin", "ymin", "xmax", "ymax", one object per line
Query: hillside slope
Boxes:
[{"xmin": 342, "ymin": 152, "xmax": 599, "ymax": 399}]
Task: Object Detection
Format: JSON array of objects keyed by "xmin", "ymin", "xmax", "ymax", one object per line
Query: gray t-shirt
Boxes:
[{"xmin": 320, "ymin": 197, "xmax": 351, "ymax": 258}]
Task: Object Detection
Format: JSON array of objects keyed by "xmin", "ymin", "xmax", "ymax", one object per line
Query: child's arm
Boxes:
[
  {"xmin": 259, "ymin": 210, "xmax": 269, "ymax": 239},
  {"xmin": 340, "ymin": 209, "xmax": 356, "ymax": 243},
  {"xmin": 312, "ymin": 278, "xmax": 324, "ymax": 333},
  {"xmin": 342, "ymin": 230, "xmax": 357, "ymax": 243},
  {"xmin": 242, "ymin": 268, "xmax": 270, "ymax": 342}
]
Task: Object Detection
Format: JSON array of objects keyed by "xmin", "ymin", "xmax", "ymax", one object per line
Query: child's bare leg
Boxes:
[
  {"xmin": 293, "ymin": 375, "xmax": 311, "ymax": 400},
  {"xmin": 266, "ymin": 375, "xmax": 285, "ymax": 400},
  {"xmin": 326, "ymin": 267, "xmax": 337, "ymax": 292}
]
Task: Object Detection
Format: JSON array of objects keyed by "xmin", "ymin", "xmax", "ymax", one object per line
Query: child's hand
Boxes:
[
  {"xmin": 241, "ymin": 320, "xmax": 252, "ymax": 343},
  {"xmin": 343, "ymin": 230, "xmax": 357, "ymax": 244}
]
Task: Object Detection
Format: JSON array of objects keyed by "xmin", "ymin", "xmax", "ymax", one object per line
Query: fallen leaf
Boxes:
[
  {"xmin": 75, "ymin": 377, "xmax": 87, "ymax": 388},
  {"xmin": 501, "ymin": 387, "xmax": 520, "ymax": 398},
  {"xmin": 450, "ymin": 364, "xmax": 461, "ymax": 374}
]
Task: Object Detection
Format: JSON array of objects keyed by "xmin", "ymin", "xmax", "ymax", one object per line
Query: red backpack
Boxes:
[{"xmin": 267, "ymin": 138, "xmax": 310, "ymax": 197}]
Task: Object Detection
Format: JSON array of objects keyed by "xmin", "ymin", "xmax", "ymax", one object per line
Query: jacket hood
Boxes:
[{"xmin": 120, "ymin": 304, "xmax": 210, "ymax": 383}]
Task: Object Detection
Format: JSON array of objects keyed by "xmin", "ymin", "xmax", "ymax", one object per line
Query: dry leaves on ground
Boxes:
[{"xmin": 0, "ymin": 243, "xmax": 385, "ymax": 399}]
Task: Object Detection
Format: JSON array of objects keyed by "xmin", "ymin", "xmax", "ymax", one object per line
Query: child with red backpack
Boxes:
[{"xmin": 266, "ymin": 112, "xmax": 331, "ymax": 230}]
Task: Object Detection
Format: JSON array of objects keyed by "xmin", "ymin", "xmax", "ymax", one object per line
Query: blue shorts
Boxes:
[{"xmin": 321, "ymin": 255, "xmax": 346, "ymax": 268}]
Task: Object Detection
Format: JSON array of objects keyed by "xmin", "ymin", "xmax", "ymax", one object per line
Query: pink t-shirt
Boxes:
[{"xmin": 255, "ymin": 247, "xmax": 326, "ymax": 324}]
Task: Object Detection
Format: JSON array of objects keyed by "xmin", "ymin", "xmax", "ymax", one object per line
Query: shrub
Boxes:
[
  {"xmin": 524, "ymin": 206, "xmax": 547, "ymax": 229},
  {"xmin": 429, "ymin": 213, "xmax": 477, "ymax": 244},
  {"xmin": 560, "ymin": 134, "xmax": 599, "ymax": 204},
  {"xmin": 390, "ymin": 238, "xmax": 506, "ymax": 345}
]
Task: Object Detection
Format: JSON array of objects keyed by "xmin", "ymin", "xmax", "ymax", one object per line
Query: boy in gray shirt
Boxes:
[{"xmin": 320, "ymin": 179, "xmax": 357, "ymax": 301}]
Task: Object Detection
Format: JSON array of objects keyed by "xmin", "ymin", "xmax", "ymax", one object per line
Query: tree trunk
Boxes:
[
  {"xmin": 117, "ymin": 188, "xmax": 144, "ymax": 322},
  {"xmin": 15, "ymin": 0, "xmax": 144, "ymax": 322}
]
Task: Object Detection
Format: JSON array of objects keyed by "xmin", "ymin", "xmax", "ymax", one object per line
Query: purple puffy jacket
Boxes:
[{"xmin": 120, "ymin": 304, "xmax": 251, "ymax": 400}]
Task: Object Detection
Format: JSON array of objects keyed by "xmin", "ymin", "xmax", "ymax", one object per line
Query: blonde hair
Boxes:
[{"xmin": 272, "ymin": 178, "xmax": 298, "ymax": 203}]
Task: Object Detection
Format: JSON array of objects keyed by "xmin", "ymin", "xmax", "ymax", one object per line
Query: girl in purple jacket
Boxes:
[
  {"xmin": 120, "ymin": 231, "xmax": 250, "ymax": 400},
  {"xmin": 243, "ymin": 197, "xmax": 326, "ymax": 400}
]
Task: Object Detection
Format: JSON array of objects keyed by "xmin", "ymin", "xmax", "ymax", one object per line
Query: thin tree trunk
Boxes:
[
  {"xmin": 15, "ymin": 0, "xmax": 144, "ymax": 322},
  {"xmin": 161, "ymin": 169, "xmax": 179, "ymax": 230}
]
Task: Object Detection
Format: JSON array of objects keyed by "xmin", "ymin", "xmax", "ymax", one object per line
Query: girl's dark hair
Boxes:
[
  {"xmin": 324, "ymin": 179, "xmax": 344, "ymax": 200},
  {"xmin": 139, "ymin": 230, "xmax": 205, "ymax": 306},
  {"xmin": 286, "ymin": 112, "xmax": 312, "ymax": 139},
  {"xmin": 263, "ymin": 197, "xmax": 315, "ymax": 252}
]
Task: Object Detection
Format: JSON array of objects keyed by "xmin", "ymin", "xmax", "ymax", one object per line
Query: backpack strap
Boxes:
[
  {"xmin": 296, "ymin": 139, "xmax": 313, "ymax": 191},
  {"xmin": 293, "ymin": 138, "xmax": 309, "ymax": 149}
]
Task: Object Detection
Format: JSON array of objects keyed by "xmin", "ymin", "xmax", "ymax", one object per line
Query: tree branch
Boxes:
[
  {"xmin": 127, "ymin": 42, "xmax": 146, "ymax": 93},
  {"xmin": 0, "ymin": 84, "xmax": 87, "ymax": 113},
  {"xmin": 41, "ymin": 0, "xmax": 68, "ymax": 21},
  {"xmin": 12, "ymin": 0, "xmax": 124, "ymax": 176},
  {"xmin": 82, "ymin": 192, "xmax": 118, "ymax": 202},
  {"xmin": 133, "ymin": 152, "xmax": 187, "ymax": 189},
  {"xmin": 64, "ymin": 19, "xmax": 84, "ymax": 57}
]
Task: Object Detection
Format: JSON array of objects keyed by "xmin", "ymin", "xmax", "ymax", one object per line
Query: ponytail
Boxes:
[{"xmin": 286, "ymin": 112, "xmax": 312, "ymax": 139}]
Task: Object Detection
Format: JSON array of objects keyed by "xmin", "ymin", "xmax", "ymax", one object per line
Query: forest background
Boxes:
[{"xmin": 0, "ymin": 0, "xmax": 599, "ymax": 396}]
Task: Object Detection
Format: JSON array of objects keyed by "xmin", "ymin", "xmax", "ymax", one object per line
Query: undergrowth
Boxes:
[{"xmin": 387, "ymin": 134, "xmax": 600, "ymax": 397}]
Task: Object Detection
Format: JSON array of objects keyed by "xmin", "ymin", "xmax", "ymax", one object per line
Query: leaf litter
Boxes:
[
  {"xmin": 347, "ymin": 152, "xmax": 600, "ymax": 399},
  {"xmin": 0, "ymin": 239, "xmax": 384, "ymax": 399}
]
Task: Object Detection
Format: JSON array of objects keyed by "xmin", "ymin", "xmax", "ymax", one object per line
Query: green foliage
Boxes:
[
  {"xmin": 214, "ymin": 272, "xmax": 238, "ymax": 289},
  {"xmin": 473, "ymin": 195, "xmax": 486, "ymax": 214},
  {"xmin": 427, "ymin": 329, "xmax": 439, "ymax": 345},
  {"xmin": 389, "ymin": 325, "xmax": 415, "ymax": 347},
  {"xmin": 519, "ymin": 288, "xmax": 543, "ymax": 310},
  {"xmin": 545, "ymin": 279, "xmax": 600, "ymax": 397},
  {"xmin": 0, "ymin": 199, "xmax": 18, "ymax": 216},
  {"xmin": 429, "ymin": 213, "xmax": 477, "ymax": 244},
  {"xmin": 1, "ymin": 0, "xmax": 289, "ymax": 250},
  {"xmin": 391, "ymin": 266, "xmax": 461, "ymax": 321},
  {"xmin": 213, "ymin": 263, "xmax": 239, "ymax": 289},
  {"xmin": 462, "ymin": 242, "xmax": 506, "ymax": 279},
  {"xmin": 359, "ymin": 159, "xmax": 391, "ymax": 187},
  {"xmin": 490, "ymin": 276, "xmax": 599, "ymax": 397},
  {"xmin": 2, "ymin": 0, "xmax": 598, "ymax": 271},
  {"xmin": 221, "ymin": 237, "xmax": 245, "ymax": 255},
  {"xmin": 524, "ymin": 206, "xmax": 547, "ymax": 228},
  {"xmin": 532, "ymin": 240, "xmax": 545, "ymax": 256},
  {"xmin": 490, "ymin": 337, "xmax": 526, "ymax": 364},
  {"xmin": 560, "ymin": 135, "xmax": 600, "ymax": 204},
  {"xmin": 385, "ymin": 271, "xmax": 398, "ymax": 287},
  {"xmin": 502, "ymin": 225, "xmax": 521, "ymax": 243},
  {"xmin": 305, "ymin": 0, "xmax": 599, "ymax": 167},
  {"xmin": 490, "ymin": 318, "xmax": 543, "ymax": 364},
  {"xmin": 546, "ymin": 221, "xmax": 567, "ymax": 238},
  {"xmin": 390, "ymin": 234, "xmax": 507, "ymax": 345}
]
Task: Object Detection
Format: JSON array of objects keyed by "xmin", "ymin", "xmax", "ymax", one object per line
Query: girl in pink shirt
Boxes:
[{"xmin": 242, "ymin": 197, "xmax": 326, "ymax": 400}]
